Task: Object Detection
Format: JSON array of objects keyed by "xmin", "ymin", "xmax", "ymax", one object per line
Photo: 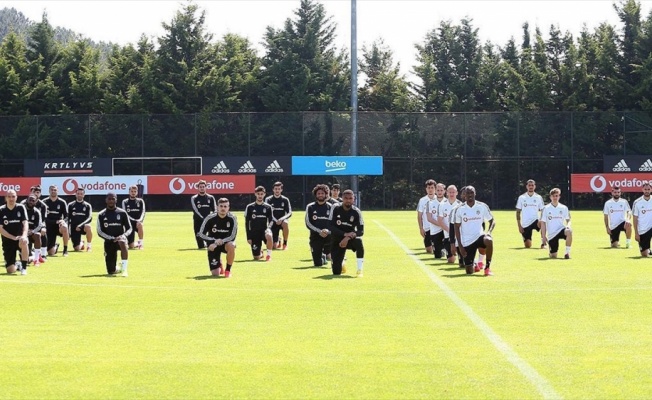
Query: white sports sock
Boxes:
[
  {"xmin": 565, "ymin": 246, "xmax": 571, "ymax": 254},
  {"xmin": 477, "ymin": 254, "xmax": 485, "ymax": 263},
  {"xmin": 357, "ymin": 258, "xmax": 364, "ymax": 271},
  {"xmin": 267, "ymin": 249, "xmax": 272, "ymax": 257},
  {"xmin": 121, "ymin": 260, "xmax": 128, "ymax": 272},
  {"xmin": 35, "ymin": 249, "xmax": 41, "ymax": 260}
]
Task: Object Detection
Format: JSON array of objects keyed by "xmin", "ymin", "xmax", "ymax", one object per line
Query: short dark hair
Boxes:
[
  {"xmin": 255, "ymin": 186, "xmax": 266, "ymax": 193},
  {"xmin": 218, "ymin": 197, "xmax": 229, "ymax": 204},
  {"xmin": 30, "ymin": 185, "xmax": 41, "ymax": 192},
  {"xmin": 197, "ymin": 180, "xmax": 207, "ymax": 186},
  {"xmin": 425, "ymin": 179, "xmax": 436, "ymax": 187},
  {"xmin": 332, "ymin": 184, "xmax": 340, "ymax": 190},
  {"xmin": 526, "ymin": 179, "xmax": 536, "ymax": 185},
  {"xmin": 342, "ymin": 189, "xmax": 354, "ymax": 196},
  {"xmin": 273, "ymin": 181, "xmax": 283, "ymax": 188},
  {"xmin": 612, "ymin": 186, "xmax": 621, "ymax": 191}
]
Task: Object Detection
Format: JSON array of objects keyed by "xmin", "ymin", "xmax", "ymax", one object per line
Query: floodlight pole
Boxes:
[{"xmin": 351, "ymin": 0, "xmax": 359, "ymax": 204}]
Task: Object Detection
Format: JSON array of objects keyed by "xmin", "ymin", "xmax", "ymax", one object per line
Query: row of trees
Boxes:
[{"xmin": 1, "ymin": 0, "xmax": 652, "ymax": 116}]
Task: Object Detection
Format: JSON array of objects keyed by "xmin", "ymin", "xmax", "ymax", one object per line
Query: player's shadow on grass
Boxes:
[
  {"xmin": 293, "ymin": 265, "xmax": 328, "ymax": 270},
  {"xmin": 177, "ymin": 248, "xmax": 205, "ymax": 252},
  {"xmin": 439, "ymin": 266, "xmax": 464, "ymax": 271},
  {"xmin": 80, "ymin": 274, "xmax": 119, "ymax": 278},
  {"xmin": 442, "ymin": 273, "xmax": 486, "ymax": 278},
  {"xmin": 189, "ymin": 275, "xmax": 221, "ymax": 280},
  {"xmin": 313, "ymin": 274, "xmax": 354, "ymax": 280}
]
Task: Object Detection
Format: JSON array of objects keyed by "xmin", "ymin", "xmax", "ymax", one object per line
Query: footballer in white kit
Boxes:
[
  {"xmin": 454, "ymin": 186, "xmax": 495, "ymax": 276},
  {"xmin": 603, "ymin": 186, "xmax": 632, "ymax": 248},
  {"xmin": 540, "ymin": 188, "xmax": 572, "ymax": 259},
  {"xmin": 515, "ymin": 179, "xmax": 545, "ymax": 248},
  {"xmin": 417, "ymin": 179, "xmax": 436, "ymax": 254},
  {"xmin": 632, "ymin": 182, "xmax": 652, "ymax": 257},
  {"xmin": 438, "ymin": 185, "xmax": 462, "ymax": 263},
  {"xmin": 426, "ymin": 183, "xmax": 447, "ymax": 259}
]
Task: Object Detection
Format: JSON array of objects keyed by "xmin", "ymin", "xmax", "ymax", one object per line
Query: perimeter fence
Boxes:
[{"xmin": 1, "ymin": 111, "xmax": 651, "ymax": 210}]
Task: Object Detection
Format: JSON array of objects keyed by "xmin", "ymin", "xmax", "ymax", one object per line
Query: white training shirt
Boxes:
[
  {"xmin": 417, "ymin": 195, "xmax": 435, "ymax": 231},
  {"xmin": 515, "ymin": 192, "xmax": 545, "ymax": 226},
  {"xmin": 427, "ymin": 197, "xmax": 445, "ymax": 235},
  {"xmin": 454, "ymin": 201, "xmax": 493, "ymax": 247},
  {"xmin": 632, "ymin": 196, "xmax": 652, "ymax": 235},
  {"xmin": 540, "ymin": 203, "xmax": 570, "ymax": 240},
  {"xmin": 603, "ymin": 198, "xmax": 631, "ymax": 230},
  {"xmin": 438, "ymin": 199, "xmax": 462, "ymax": 239}
]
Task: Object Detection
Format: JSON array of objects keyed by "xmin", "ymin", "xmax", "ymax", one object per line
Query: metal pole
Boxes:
[{"xmin": 350, "ymin": 0, "xmax": 359, "ymax": 204}]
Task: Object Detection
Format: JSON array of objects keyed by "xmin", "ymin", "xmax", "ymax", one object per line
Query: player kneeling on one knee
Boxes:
[
  {"xmin": 198, "ymin": 198, "xmax": 237, "ymax": 277},
  {"xmin": 540, "ymin": 188, "xmax": 573, "ymax": 259}
]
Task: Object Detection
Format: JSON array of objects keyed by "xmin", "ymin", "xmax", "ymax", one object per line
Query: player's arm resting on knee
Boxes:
[
  {"xmin": 487, "ymin": 218, "xmax": 495, "ymax": 234},
  {"xmin": 540, "ymin": 219, "xmax": 548, "ymax": 244},
  {"xmin": 516, "ymin": 209, "xmax": 523, "ymax": 232}
]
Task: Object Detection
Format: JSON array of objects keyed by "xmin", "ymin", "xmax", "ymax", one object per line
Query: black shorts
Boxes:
[
  {"xmin": 207, "ymin": 244, "xmax": 229, "ymax": 270},
  {"xmin": 462, "ymin": 235, "xmax": 489, "ymax": 267},
  {"xmin": 521, "ymin": 220, "xmax": 540, "ymax": 241},
  {"xmin": 2, "ymin": 237, "xmax": 20, "ymax": 267},
  {"xmin": 249, "ymin": 229, "xmax": 268, "ymax": 257},
  {"xmin": 45, "ymin": 221, "xmax": 63, "ymax": 249},
  {"xmin": 70, "ymin": 225, "xmax": 86, "ymax": 247},
  {"xmin": 639, "ymin": 230, "xmax": 652, "ymax": 252},
  {"xmin": 609, "ymin": 221, "xmax": 627, "ymax": 244},
  {"xmin": 423, "ymin": 232, "xmax": 433, "ymax": 249},
  {"xmin": 548, "ymin": 229, "xmax": 569, "ymax": 255}
]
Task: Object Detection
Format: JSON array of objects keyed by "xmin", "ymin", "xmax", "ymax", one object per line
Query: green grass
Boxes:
[{"xmin": 1, "ymin": 210, "xmax": 652, "ymax": 399}]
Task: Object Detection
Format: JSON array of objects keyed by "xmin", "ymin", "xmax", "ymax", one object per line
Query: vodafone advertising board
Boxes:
[
  {"xmin": 147, "ymin": 175, "xmax": 254, "ymax": 195},
  {"xmin": 571, "ymin": 173, "xmax": 652, "ymax": 193},
  {"xmin": 41, "ymin": 176, "xmax": 147, "ymax": 195},
  {"xmin": 0, "ymin": 177, "xmax": 42, "ymax": 196}
]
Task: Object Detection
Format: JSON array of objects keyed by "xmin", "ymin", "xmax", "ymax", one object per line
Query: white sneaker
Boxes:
[
  {"xmin": 121, "ymin": 269, "xmax": 128, "ymax": 277},
  {"xmin": 21, "ymin": 268, "xmax": 27, "ymax": 275}
]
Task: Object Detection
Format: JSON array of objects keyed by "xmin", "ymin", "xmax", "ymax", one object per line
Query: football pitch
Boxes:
[{"xmin": 2, "ymin": 210, "xmax": 651, "ymax": 399}]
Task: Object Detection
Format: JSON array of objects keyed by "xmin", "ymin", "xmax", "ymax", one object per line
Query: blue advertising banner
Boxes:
[{"xmin": 291, "ymin": 156, "xmax": 383, "ymax": 176}]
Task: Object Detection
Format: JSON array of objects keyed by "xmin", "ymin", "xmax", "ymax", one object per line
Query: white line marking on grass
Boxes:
[{"xmin": 375, "ymin": 220, "xmax": 563, "ymax": 400}]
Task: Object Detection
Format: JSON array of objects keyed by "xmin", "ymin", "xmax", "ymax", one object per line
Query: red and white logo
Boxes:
[
  {"xmin": 41, "ymin": 176, "xmax": 147, "ymax": 195},
  {"xmin": 148, "ymin": 175, "xmax": 255, "ymax": 195},
  {"xmin": 572, "ymin": 173, "xmax": 652, "ymax": 193},
  {"xmin": 169, "ymin": 178, "xmax": 186, "ymax": 194},
  {"xmin": 0, "ymin": 178, "xmax": 41, "ymax": 196}
]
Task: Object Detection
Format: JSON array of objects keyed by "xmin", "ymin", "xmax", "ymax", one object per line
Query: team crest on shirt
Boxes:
[
  {"xmin": 17, "ymin": 211, "xmax": 21, "ymax": 217},
  {"xmin": 117, "ymin": 215, "xmax": 121, "ymax": 220},
  {"xmin": 350, "ymin": 216, "xmax": 354, "ymax": 222},
  {"xmin": 226, "ymin": 222, "xmax": 230, "ymax": 228},
  {"xmin": 476, "ymin": 210, "xmax": 480, "ymax": 215}
]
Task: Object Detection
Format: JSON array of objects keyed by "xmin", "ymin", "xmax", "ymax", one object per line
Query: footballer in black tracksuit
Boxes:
[
  {"xmin": 198, "ymin": 210, "xmax": 238, "ymax": 272},
  {"xmin": 43, "ymin": 195, "xmax": 68, "ymax": 251},
  {"xmin": 191, "ymin": 192, "xmax": 217, "ymax": 249},
  {"xmin": 96, "ymin": 203, "xmax": 132, "ymax": 274},
  {"xmin": 305, "ymin": 185, "xmax": 333, "ymax": 267},
  {"xmin": 0, "ymin": 202, "xmax": 29, "ymax": 270},
  {"xmin": 244, "ymin": 199, "xmax": 274, "ymax": 258},
  {"xmin": 68, "ymin": 198, "xmax": 92, "ymax": 248},
  {"xmin": 265, "ymin": 193, "xmax": 292, "ymax": 246},
  {"xmin": 122, "ymin": 195, "xmax": 146, "ymax": 246},
  {"xmin": 328, "ymin": 201, "xmax": 364, "ymax": 275}
]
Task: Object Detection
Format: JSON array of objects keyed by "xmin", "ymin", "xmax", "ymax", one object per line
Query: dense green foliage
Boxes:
[
  {"xmin": 1, "ymin": 1, "xmax": 652, "ymax": 210},
  {"xmin": 2, "ymin": 0, "xmax": 652, "ymax": 115}
]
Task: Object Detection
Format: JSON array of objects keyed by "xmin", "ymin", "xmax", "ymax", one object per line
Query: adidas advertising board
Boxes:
[
  {"xmin": 572, "ymin": 173, "xmax": 652, "ymax": 193},
  {"xmin": 604, "ymin": 155, "xmax": 652, "ymax": 172},
  {"xmin": 202, "ymin": 157, "xmax": 292, "ymax": 176}
]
